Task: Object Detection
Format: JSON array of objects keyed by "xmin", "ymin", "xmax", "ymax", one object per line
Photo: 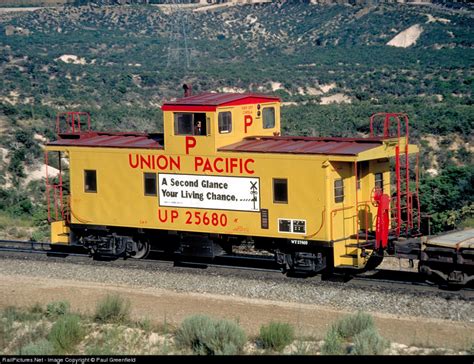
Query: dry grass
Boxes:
[{"xmin": 0, "ymin": 212, "xmax": 35, "ymax": 239}]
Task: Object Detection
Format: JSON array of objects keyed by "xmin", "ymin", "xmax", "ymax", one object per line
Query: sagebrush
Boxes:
[
  {"xmin": 258, "ymin": 321, "xmax": 295, "ymax": 352},
  {"xmin": 175, "ymin": 315, "xmax": 246, "ymax": 355},
  {"xmin": 351, "ymin": 327, "xmax": 390, "ymax": 355},
  {"xmin": 94, "ymin": 295, "xmax": 131, "ymax": 324},
  {"xmin": 48, "ymin": 314, "xmax": 84, "ymax": 354},
  {"xmin": 333, "ymin": 311, "xmax": 374, "ymax": 339},
  {"xmin": 321, "ymin": 326, "xmax": 345, "ymax": 355}
]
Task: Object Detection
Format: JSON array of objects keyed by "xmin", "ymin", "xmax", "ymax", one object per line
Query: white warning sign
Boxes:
[{"xmin": 158, "ymin": 173, "xmax": 260, "ymax": 212}]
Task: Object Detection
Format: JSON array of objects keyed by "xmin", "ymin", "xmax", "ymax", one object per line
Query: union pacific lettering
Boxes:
[
  {"xmin": 194, "ymin": 157, "xmax": 254, "ymax": 175},
  {"xmin": 128, "ymin": 153, "xmax": 255, "ymax": 175},
  {"xmin": 129, "ymin": 154, "xmax": 181, "ymax": 171}
]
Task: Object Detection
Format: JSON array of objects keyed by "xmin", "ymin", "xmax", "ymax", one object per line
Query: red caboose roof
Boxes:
[
  {"xmin": 161, "ymin": 92, "xmax": 280, "ymax": 112},
  {"xmin": 47, "ymin": 132, "xmax": 163, "ymax": 149},
  {"xmin": 219, "ymin": 136, "xmax": 385, "ymax": 156}
]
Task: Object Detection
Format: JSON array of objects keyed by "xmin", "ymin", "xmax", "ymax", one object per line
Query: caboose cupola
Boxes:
[{"xmin": 161, "ymin": 93, "xmax": 281, "ymax": 156}]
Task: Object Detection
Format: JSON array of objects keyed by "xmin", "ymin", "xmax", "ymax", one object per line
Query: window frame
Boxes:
[
  {"xmin": 262, "ymin": 107, "xmax": 276, "ymax": 129},
  {"xmin": 84, "ymin": 170, "xmax": 97, "ymax": 193},
  {"xmin": 356, "ymin": 165, "xmax": 363, "ymax": 190},
  {"xmin": 173, "ymin": 112, "xmax": 207, "ymax": 136},
  {"xmin": 356, "ymin": 161, "xmax": 368, "ymax": 191},
  {"xmin": 273, "ymin": 178, "xmax": 288, "ymax": 204},
  {"xmin": 174, "ymin": 112, "xmax": 193, "ymax": 136},
  {"xmin": 375, "ymin": 172, "xmax": 384, "ymax": 192},
  {"xmin": 334, "ymin": 178, "xmax": 344, "ymax": 203},
  {"xmin": 218, "ymin": 111, "xmax": 232, "ymax": 134},
  {"xmin": 144, "ymin": 172, "xmax": 157, "ymax": 196}
]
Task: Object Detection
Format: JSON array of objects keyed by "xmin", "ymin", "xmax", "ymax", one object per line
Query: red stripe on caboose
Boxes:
[{"xmin": 161, "ymin": 105, "xmax": 217, "ymax": 112}]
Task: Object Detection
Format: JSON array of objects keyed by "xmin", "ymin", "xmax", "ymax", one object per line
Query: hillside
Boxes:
[{"xmin": 0, "ymin": 2, "xmax": 472, "ymax": 237}]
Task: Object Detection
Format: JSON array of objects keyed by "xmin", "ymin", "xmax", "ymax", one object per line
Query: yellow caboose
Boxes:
[{"xmin": 45, "ymin": 92, "xmax": 420, "ymax": 275}]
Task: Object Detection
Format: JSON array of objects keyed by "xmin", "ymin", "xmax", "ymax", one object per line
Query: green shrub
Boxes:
[
  {"xmin": 321, "ymin": 327, "xmax": 345, "ymax": 355},
  {"xmin": 175, "ymin": 315, "xmax": 246, "ymax": 355},
  {"xmin": 31, "ymin": 228, "xmax": 49, "ymax": 243},
  {"xmin": 29, "ymin": 303, "xmax": 44, "ymax": 315},
  {"xmin": 48, "ymin": 314, "xmax": 84, "ymax": 354},
  {"xmin": 3, "ymin": 306, "xmax": 41, "ymax": 322},
  {"xmin": 12, "ymin": 321, "xmax": 50, "ymax": 353},
  {"xmin": 94, "ymin": 295, "xmax": 131, "ymax": 324},
  {"xmin": 334, "ymin": 312, "xmax": 375, "ymax": 339},
  {"xmin": 351, "ymin": 328, "xmax": 389, "ymax": 355},
  {"xmin": 46, "ymin": 301, "xmax": 70, "ymax": 318},
  {"xmin": 3, "ymin": 307, "xmax": 22, "ymax": 323},
  {"xmin": 19, "ymin": 339, "xmax": 54, "ymax": 355},
  {"xmin": 258, "ymin": 321, "xmax": 295, "ymax": 352}
]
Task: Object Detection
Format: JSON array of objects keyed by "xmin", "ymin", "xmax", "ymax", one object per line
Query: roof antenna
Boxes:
[{"xmin": 183, "ymin": 83, "xmax": 192, "ymax": 97}]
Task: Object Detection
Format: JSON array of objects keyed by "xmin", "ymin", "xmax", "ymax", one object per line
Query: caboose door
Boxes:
[{"xmin": 329, "ymin": 162, "xmax": 355, "ymax": 242}]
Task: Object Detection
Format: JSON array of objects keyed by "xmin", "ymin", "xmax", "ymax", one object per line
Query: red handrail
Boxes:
[
  {"xmin": 56, "ymin": 112, "xmax": 91, "ymax": 136},
  {"xmin": 369, "ymin": 112, "xmax": 420, "ymax": 238}
]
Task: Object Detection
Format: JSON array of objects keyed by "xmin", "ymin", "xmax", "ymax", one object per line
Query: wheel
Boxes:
[
  {"xmin": 132, "ymin": 240, "xmax": 150, "ymax": 259},
  {"xmin": 418, "ymin": 262, "xmax": 442, "ymax": 286}
]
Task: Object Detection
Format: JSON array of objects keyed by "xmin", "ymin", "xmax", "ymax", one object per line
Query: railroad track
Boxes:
[
  {"xmin": 0, "ymin": 239, "xmax": 86, "ymax": 256},
  {"xmin": 0, "ymin": 239, "xmax": 472, "ymax": 299}
]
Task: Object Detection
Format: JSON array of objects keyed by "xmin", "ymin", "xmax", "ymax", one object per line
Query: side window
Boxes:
[
  {"xmin": 356, "ymin": 161, "xmax": 368, "ymax": 191},
  {"xmin": 174, "ymin": 113, "xmax": 207, "ymax": 136},
  {"xmin": 375, "ymin": 172, "xmax": 384, "ymax": 192},
  {"xmin": 174, "ymin": 113, "xmax": 193, "ymax": 135},
  {"xmin": 334, "ymin": 179, "xmax": 344, "ymax": 203},
  {"xmin": 263, "ymin": 107, "xmax": 275, "ymax": 129},
  {"xmin": 273, "ymin": 178, "xmax": 288, "ymax": 204},
  {"xmin": 218, "ymin": 111, "xmax": 232, "ymax": 134},
  {"xmin": 84, "ymin": 170, "xmax": 97, "ymax": 193},
  {"xmin": 144, "ymin": 173, "xmax": 157, "ymax": 196},
  {"xmin": 357, "ymin": 167, "xmax": 362, "ymax": 190}
]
